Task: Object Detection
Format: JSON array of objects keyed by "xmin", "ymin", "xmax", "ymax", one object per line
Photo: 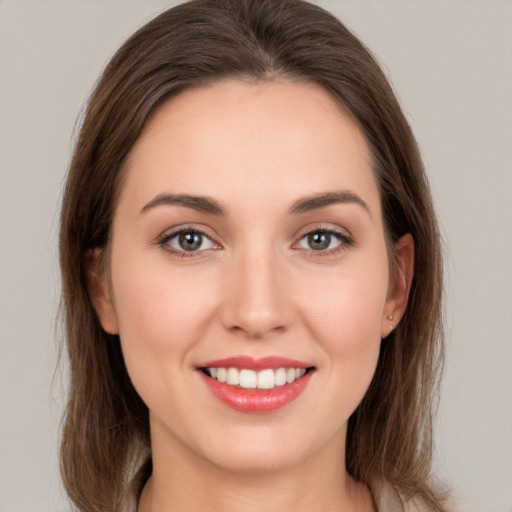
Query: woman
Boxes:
[{"xmin": 59, "ymin": 0, "xmax": 446, "ymax": 510}]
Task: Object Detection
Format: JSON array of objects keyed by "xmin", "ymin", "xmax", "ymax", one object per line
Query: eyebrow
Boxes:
[
  {"xmin": 139, "ymin": 190, "xmax": 370, "ymax": 218},
  {"xmin": 289, "ymin": 190, "xmax": 371, "ymax": 217},
  {"xmin": 139, "ymin": 193, "xmax": 225, "ymax": 216}
]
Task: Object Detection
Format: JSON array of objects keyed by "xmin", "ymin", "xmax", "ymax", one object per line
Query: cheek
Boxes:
[
  {"xmin": 297, "ymin": 260, "xmax": 388, "ymax": 402},
  {"xmin": 300, "ymin": 261, "xmax": 389, "ymax": 344},
  {"xmin": 112, "ymin": 248, "xmax": 211, "ymax": 339},
  {"xmin": 109, "ymin": 250, "xmax": 216, "ymax": 397}
]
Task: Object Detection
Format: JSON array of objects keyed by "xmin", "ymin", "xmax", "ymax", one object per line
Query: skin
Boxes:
[{"xmin": 89, "ymin": 79, "xmax": 414, "ymax": 512}]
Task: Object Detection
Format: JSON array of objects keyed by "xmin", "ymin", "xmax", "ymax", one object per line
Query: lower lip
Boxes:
[{"xmin": 199, "ymin": 370, "xmax": 313, "ymax": 413}]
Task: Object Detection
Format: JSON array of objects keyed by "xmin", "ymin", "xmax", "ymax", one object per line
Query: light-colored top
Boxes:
[
  {"xmin": 125, "ymin": 481, "xmax": 428, "ymax": 511},
  {"xmin": 372, "ymin": 480, "xmax": 405, "ymax": 511},
  {"xmin": 371, "ymin": 481, "xmax": 430, "ymax": 511}
]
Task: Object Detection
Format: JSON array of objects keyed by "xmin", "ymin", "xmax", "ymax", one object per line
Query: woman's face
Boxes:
[{"xmin": 92, "ymin": 79, "xmax": 411, "ymax": 474}]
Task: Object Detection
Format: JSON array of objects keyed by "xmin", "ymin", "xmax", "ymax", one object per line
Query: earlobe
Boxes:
[
  {"xmin": 382, "ymin": 233, "xmax": 415, "ymax": 337},
  {"xmin": 85, "ymin": 248, "xmax": 119, "ymax": 335}
]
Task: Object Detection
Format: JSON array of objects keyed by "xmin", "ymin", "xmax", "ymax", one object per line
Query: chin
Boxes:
[
  {"xmin": 207, "ymin": 444, "xmax": 307, "ymax": 475},
  {"xmin": 192, "ymin": 422, "xmax": 335, "ymax": 476}
]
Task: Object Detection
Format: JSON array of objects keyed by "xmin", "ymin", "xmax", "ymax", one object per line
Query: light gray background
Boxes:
[{"xmin": 0, "ymin": 1, "xmax": 510, "ymax": 511}]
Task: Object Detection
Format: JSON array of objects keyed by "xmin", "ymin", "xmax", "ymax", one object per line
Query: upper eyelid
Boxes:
[
  {"xmin": 156, "ymin": 227, "xmax": 217, "ymax": 252},
  {"xmin": 162, "ymin": 229, "xmax": 212, "ymax": 242},
  {"xmin": 157, "ymin": 224, "xmax": 217, "ymax": 242},
  {"xmin": 296, "ymin": 229, "xmax": 351, "ymax": 245},
  {"xmin": 300, "ymin": 227, "xmax": 346, "ymax": 236},
  {"xmin": 294, "ymin": 225, "xmax": 354, "ymax": 249},
  {"xmin": 294, "ymin": 223, "xmax": 353, "ymax": 240},
  {"xmin": 157, "ymin": 228, "xmax": 220, "ymax": 257},
  {"xmin": 155, "ymin": 224, "xmax": 353, "ymax": 248}
]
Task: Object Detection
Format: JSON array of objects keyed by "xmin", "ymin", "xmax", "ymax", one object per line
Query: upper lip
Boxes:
[{"xmin": 198, "ymin": 356, "xmax": 313, "ymax": 371}]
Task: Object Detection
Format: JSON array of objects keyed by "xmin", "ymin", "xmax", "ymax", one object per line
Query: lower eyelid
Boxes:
[
  {"xmin": 157, "ymin": 226, "xmax": 352, "ymax": 257},
  {"xmin": 295, "ymin": 229, "xmax": 353, "ymax": 253},
  {"xmin": 157, "ymin": 228, "xmax": 219, "ymax": 253}
]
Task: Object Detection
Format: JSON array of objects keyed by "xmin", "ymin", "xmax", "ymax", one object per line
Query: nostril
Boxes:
[{"xmin": 219, "ymin": 267, "xmax": 290, "ymax": 338}]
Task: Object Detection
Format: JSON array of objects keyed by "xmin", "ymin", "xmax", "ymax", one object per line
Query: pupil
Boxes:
[
  {"xmin": 179, "ymin": 232, "xmax": 202, "ymax": 251},
  {"xmin": 308, "ymin": 232, "xmax": 330, "ymax": 250}
]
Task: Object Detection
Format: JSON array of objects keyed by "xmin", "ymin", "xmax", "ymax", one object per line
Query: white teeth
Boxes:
[
  {"xmin": 217, "ymin": 367, "xmax": 227, "ymax": 383},
  {"xmin": 274, "ymin": 368, "xmax": 287, "ymax": 386},
  {"xmin": 257, "ymin": 369, "xmax": 274, "ymax": 389},
  {"xmin": 226, "ymin": 367, "xmax": 239, "ymax": 386},
  {"xmin": 239, "ymin": 369, "xmax": 257, "ymax": 389},
  {"xmin": 206, "ymin": 366, "xmax": 308, "ymax": 389}
]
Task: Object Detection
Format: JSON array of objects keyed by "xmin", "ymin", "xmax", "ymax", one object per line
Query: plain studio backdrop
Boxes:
[{"xmin": 0, "ymin": 1, "xmax": 510, "ymax": 511}]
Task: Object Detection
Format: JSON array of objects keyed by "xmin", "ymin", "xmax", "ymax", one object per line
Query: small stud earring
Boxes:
[{"xmin": 386, "ymin": 315, "xmax": 394, "ymax": 332}]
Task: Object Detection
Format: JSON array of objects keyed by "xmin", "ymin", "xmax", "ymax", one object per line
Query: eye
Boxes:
[
  {"xmin": 296, "ymin": 229, "xmax": 352, "ymax": 254},
  {"xmin": 160, "ymin": 229, "xmax": 218, "ymax": 255}
]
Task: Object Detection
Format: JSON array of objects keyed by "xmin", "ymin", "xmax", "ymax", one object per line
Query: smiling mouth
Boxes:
[
  {"xmin": 200, "ymin": 366, "xmax": 314, "ymax": 390},
  {"xmin": 198, "ymin": 358, "xmax": 315, "ymax": 413}
]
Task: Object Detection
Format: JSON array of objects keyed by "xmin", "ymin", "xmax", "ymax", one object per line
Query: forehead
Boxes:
[{"xmin": 119, "ymin": 78, "xmax": 380, "ymax": 217}]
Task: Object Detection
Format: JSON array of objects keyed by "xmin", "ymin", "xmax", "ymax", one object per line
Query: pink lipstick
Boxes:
[{"xmin": 197, "ymin": 356, "xmax": 314, "ymax": 413}]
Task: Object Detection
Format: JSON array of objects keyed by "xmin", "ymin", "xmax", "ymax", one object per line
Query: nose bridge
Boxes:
[{"xmin": 222, "ymin": 237, "xmax": 289, "ymax": 338}]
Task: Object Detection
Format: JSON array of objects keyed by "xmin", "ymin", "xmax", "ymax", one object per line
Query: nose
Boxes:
[{"xmin": 220, "ymin": 246, "xmax": 290, "ymax": 340}]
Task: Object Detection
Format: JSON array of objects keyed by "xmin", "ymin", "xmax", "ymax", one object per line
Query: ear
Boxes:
[
  {"xmin": 381, "ymin": 233, "xmax": 415, "ymax": 338},
  {"xmin": 85, "ymin": 248, "xmax": 119, "ymax": 335}
]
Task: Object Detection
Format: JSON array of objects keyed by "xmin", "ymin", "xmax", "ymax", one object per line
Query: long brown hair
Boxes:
[{"xmin": 59, "ymin": 0, "xmax": 445, "ymax": 510}]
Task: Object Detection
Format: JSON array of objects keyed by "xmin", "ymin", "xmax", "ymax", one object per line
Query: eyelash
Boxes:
[
  {"xmin": 157, "ymin": 227, "xmax": 218, "ymax": 258},
  {"xmin": 295, "ymin": 227, "xmax": 354, "ymax": 257},
  {"xmin": 156, "ymin": 226, "xmax": 354, "ymax": 258}
]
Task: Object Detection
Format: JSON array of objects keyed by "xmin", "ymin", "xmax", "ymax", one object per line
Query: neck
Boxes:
[{"xmin": 138, "ymin": 425, "xmax": 375, "ymax": 512}]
